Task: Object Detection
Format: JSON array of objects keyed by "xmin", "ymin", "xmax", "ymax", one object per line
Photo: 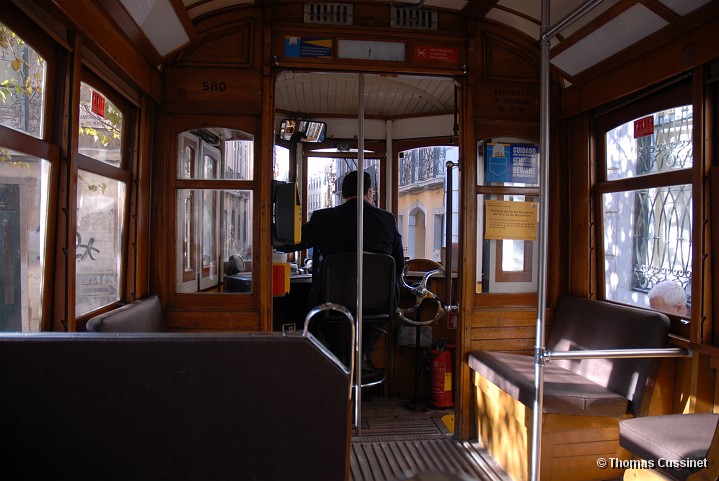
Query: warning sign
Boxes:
[
  {"xmin": 91, "ymin": 91, "xmax": 105, "ymax": 118},
  {"xmin": 413, "ymin": 46, "xmax": 457, "ymax": 63},
  {"xmin": 634, "ymin": 115, "xmax": 654, "ymax": 139}
]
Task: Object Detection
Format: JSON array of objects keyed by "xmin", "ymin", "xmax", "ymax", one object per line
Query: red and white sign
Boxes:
[
  {"xmin": 633, "ymin": 115, "xmax": 654, "ymax": 139},
  {"xmin": 414, "ymin": 46, "xmax": 458, "ymax": 63},
  {"xmin": 91, "ymin": 91, "xmax": 106, "ymax": 118}
]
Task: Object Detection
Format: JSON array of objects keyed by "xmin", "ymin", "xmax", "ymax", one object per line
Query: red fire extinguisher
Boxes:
[{"xmin": 429, "ymin": 338, "xmax": 454, "ymax": 408}]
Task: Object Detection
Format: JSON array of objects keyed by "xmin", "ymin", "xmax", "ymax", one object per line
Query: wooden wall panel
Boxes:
[
  {"xmin": 163, "ymin": 67, "xmax": 263, "ymax": 114},
  {"xmin": 468, "ymin": 309, "xmax": 541, "ymax": 354}
]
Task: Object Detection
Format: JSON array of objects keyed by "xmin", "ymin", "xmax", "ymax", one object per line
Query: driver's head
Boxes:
[{"xmin": 341, "ymin": 170, "xmax": 372, "ymax": 201}]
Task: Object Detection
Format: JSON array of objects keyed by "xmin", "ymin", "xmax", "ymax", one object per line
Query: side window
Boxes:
[
  {"xmin": 75, "ymin": 79, "xmax": 130, "ymax": 317},
  {"xmin": 0, "ymin": 22, "xmax": 52, "ymax": 332},
  {"xmin": 598, "ymin": 100, "xmax": 692, "ymax": 321}
]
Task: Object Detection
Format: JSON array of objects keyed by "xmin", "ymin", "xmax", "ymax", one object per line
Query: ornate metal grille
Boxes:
[{"xmin": 631, "ymin": 185, "xmax": 692, "ymax": 302}]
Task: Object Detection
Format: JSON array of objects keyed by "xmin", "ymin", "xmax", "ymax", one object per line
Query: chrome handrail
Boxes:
[{"xmin": 303, "ymin": 302, "xmax": 356, "ymax": 398}]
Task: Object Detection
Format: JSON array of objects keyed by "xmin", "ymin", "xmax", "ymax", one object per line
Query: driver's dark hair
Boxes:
[{"xmin": 341, "ymin": 170, "xmax": 371, "ymax": 199}]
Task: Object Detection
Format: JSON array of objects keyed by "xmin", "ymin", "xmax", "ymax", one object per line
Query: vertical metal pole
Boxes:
[
  {"xmin": 445, "ymin": 161, "xmax": 455, "ymax": 308},
  {"xmin": 531, "ymin": 0, "xmax": 551, "ymax": 479},
  {"xmin": 355, "ymin": 73, "xmax": 365, "ymax": 435}
]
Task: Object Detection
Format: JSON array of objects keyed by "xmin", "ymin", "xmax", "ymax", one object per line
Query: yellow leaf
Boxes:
[{"xmin": 11, "ymin": 59, "xmax": 20, "ymax": 71}]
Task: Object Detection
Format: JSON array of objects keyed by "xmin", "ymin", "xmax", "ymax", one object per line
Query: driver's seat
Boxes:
[{"xmin": 320, "ymin": 251, "xmax": 397, "ymax": 389}]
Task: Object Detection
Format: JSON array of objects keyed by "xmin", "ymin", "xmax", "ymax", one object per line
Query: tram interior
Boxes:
[{"xmin": 2, "ymin": 0, "xmax": 719, "ymax": 480}]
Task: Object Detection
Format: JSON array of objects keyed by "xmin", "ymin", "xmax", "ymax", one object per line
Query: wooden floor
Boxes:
[{"xmin": 350, "ymin": 397, "xmax": 512, "ymax": 481}]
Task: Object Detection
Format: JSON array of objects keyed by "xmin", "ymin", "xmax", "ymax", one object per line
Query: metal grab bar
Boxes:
[
  {"xmin": 303, "ymin": 302, "xmax": 356, "ymax": 398},
  {"xmin": 545, "ymin": 347, "xmax": 690, "ymax": 362},
  {"xmin": 397, "ymin": 259, "xmax": 447, "ymax": 326}
]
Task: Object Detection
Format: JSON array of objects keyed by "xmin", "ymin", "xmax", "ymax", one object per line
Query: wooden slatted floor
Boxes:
[{"xmin": 350, "ymin": 398, "xmax": 512, "ymax": 481}]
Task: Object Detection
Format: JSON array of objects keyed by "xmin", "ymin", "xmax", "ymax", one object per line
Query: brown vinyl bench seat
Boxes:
[
  {"xmin": 469, "ymin": 350, "xmax": 628, "ymax": 417},
  {"xmin": 468, "ymin": 295, "xmax": 670, "ymax": 481}
]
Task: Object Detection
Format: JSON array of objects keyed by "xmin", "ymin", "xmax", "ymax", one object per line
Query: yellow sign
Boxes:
[{"xmin": 485, "ymin": 200, "xmax": 538, "ymax": 240}]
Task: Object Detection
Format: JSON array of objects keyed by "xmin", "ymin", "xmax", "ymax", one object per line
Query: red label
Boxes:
[
  {"xmin": 414, "ymin": 46, "xmax": 458, "ymax": 63},
  {"xmin": 634, "ymin": 115, "xmax": 654, "ymax": 138},
  {"xmin": 91, "ymin": 91, "xmax": 105, "ymax": 118}
]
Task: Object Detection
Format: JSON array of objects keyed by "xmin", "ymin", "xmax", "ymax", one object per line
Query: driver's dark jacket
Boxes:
[{"xmin": 290, "ymin": 198, "xmax": 404, "ymax": 310}]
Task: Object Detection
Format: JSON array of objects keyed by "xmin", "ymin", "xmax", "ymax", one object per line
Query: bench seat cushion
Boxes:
[
  {"xmin": 469, "ymin": 351, "xmax": 628, "ymax": 416},
  {"xmin": 619, "ymin": 413, "xmax": 719, "ymax": 481},
  {"xmin": 85, "ymin": 295, "xmax": 164, "ymax": 332}
]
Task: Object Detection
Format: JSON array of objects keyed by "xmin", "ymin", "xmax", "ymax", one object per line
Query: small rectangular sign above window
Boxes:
[
  {"xmin": 633, "ymin": 115, "xmax": 654, "ymax": 138},
  {"xmin": 337, "ymin": 40, "xmax": 405, "ymax": 61},
  {"xmin": 413, "ymin": 46, "xmax": 457, "ymax": 63},
  {"xmin": 284, "ymin": 37, "xmax": 333, "ymax": 58}
]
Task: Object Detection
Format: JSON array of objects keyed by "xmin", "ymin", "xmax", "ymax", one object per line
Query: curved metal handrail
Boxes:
[
  {"xmin": 303, "ymin": 302, "xmax": 356, "ymax": 397},
  {"xmin": 396, "ymin": 259, "xmax": 447, "ymax": 326}
]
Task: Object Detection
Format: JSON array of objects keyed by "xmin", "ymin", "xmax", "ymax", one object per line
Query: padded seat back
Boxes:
[
  {"xmin": 547, "ymin": 295, "xmax": 670, "ymax": 416},
  {"xmin": 322, "ymin": 251, "xmax": 396, "ymax": 319},
  {"xmin": 0, "ymin": 333, "xmax": 351, "ymax": 481},
  {"xmin": 85, "ymin": 295, "xmax": 165, "ymax": 332}
]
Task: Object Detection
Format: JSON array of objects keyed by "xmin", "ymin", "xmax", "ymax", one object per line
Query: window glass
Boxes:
[
  {"xmin": 176, "ymin": 125, "xmax": 254, "ymax": 295},
  {"xmin": 273, "ymin": 145, "xmax": 289, "ymax": 181},
  {"xmin": 398, "ymin": 146, "xmax": 459, "ymax": 264},
  {"xmin": 75, "ymin": 170, "xmax": 126, "ymax": 316},
  {"xmin": 606, "ymin": 106, "xmax": 693, "ymax": 181},
  {"xmin": 475, "ymin": 140, "xmax": 540, "ymax": 294},
  {"xmin": 0, "ymin": 148, "xmax": 49, "ymax": 331},
  {"xmin": 78, "ymin": 82, "xmax": 123, "ymax": 166},
  {"xmin": 601, "ymin": 104, "xmax": 692, "ymax": 318},
  {"xmin": 602, "ymin": 185, "xmax": 692, "ymax": 311},
  {"xmin": 0, "ymin": 23, "xmax": 46, "ymax": 138},
  {"xmin": 176, "ymin": 189, "xmax": 253, "ymax": 293},
  {"xmin": 476, "ymin": 194, "xmax": 539, "ymax": 294}
]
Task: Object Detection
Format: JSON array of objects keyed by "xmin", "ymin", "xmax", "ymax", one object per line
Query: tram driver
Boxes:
[{"xmin": 278, "ymin": 170, "xmax": 404, "ymax": 379}]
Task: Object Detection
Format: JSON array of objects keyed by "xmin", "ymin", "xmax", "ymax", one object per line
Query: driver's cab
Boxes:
[{"xmin": 271, "ymin": 71, "xmax": 461, "ymax": 404}]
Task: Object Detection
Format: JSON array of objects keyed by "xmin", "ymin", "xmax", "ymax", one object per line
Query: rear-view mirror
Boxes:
[{"xmin": 280, "ymin": 119, "xmax": 327, "ymax": 143}]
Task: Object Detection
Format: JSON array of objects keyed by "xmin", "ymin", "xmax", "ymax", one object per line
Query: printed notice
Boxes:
[{"xmin": 485, "ymin": 200, "xmax": 538, "ymax": 240}]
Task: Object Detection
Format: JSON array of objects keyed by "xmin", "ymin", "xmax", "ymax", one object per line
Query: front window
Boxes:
[{"xmin": 600, "ymin": 104, "xmax": 693, "ymax": 320}]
